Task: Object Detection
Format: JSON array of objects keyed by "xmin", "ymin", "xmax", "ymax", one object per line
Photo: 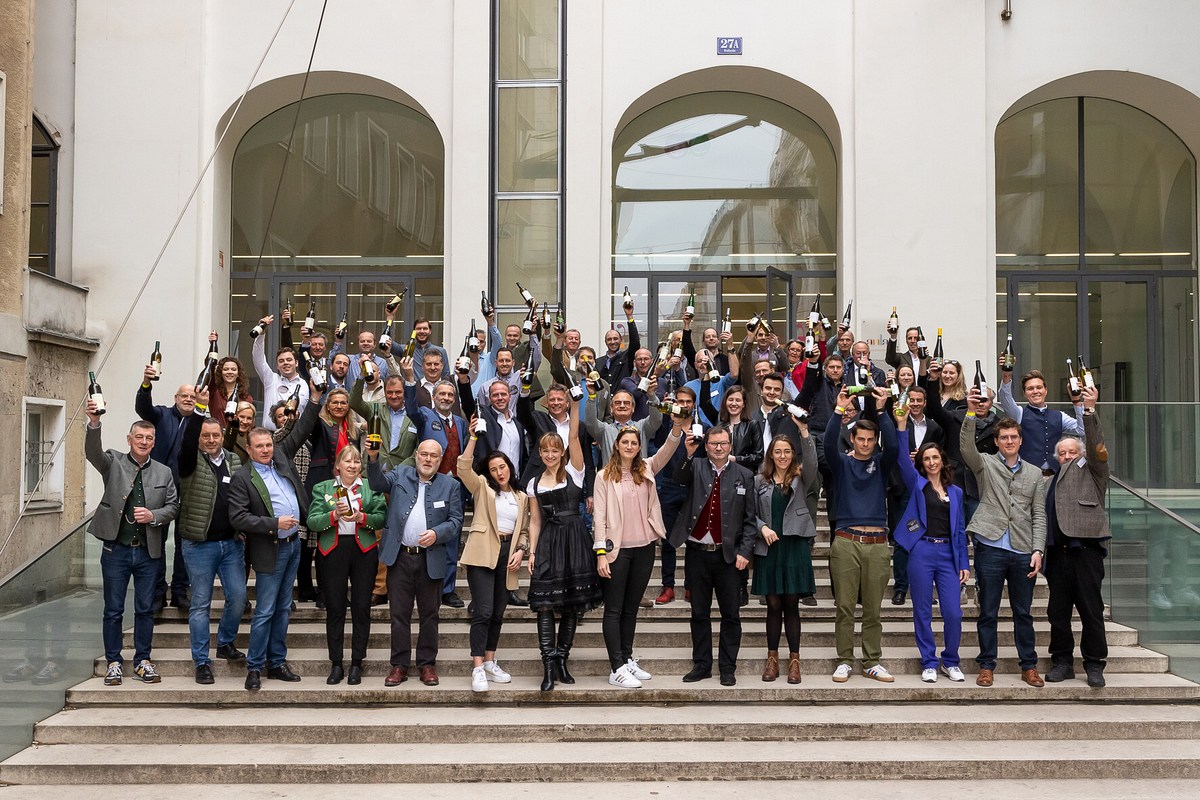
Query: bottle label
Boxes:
[{"xmin": 92, "ymin": 392, "xmax": 105, "ymax": 408}]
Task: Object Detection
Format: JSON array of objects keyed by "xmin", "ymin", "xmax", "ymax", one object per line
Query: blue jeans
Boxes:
[
  {"xmin": 908, "ymin": 538, "xmax": 963, "ymax": 669},
  {"xmin": 100, "ymin": 543, "xmax": 158, "ymax": 664},
  {"xmin": 181, "ymin": 539, "xmax": 247, "ymax": 667},
  {"xmin": 247, "ymin": 536, "xmax": 300, "ymax": 671},
  {"xmin": 974, "ymin": 541, "xmax": 1038, "ymax": 671}
]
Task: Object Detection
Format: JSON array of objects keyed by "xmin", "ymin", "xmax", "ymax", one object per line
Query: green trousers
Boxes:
[{"xmin": 830, "ymin": 535, "xmax": 892, "ymax": 667}]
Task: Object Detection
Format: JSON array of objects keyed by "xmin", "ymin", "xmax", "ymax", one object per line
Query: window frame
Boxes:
[
  {"xmin": 21, "ymin": 397, "xmax": 66, "ymax": 510},
  {"xmin": 29, "ymin": 116, "xmax": 59, "ymax": 275}
]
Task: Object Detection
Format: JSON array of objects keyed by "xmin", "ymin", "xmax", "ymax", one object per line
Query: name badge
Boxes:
[
  {"xmin": 431, "ymin": 421, "xmax": 443, "ymax": 432},
  {"xmin": 736, "ymin": 486, "xmax": 746, "ymax": 496},
  {"xmin": 907, "ymin": 519, "xmax": 921, "ymax": 532},
  {"xmin": 433, "ymin": 500, "xmax": 446, "ymax": 508},
  {"xmin": 222, "ymin": 476, "xmax": 231, "ymax": 484}
]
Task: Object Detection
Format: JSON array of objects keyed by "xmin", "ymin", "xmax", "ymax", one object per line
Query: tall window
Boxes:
[
  {"xmin": 29, "ymin": 118, "xmax": 58, "ymax": 275},
  {"xmin": 996, "ymin": 97, "xmax": 1198, "ymax": 485},
  {"xmin": 492, "ymin": 0, "xmax": 564, "ymax": 322},
  {"xmin": 613, "ymin": 92, "xmax": 837, "ymax": 344}
]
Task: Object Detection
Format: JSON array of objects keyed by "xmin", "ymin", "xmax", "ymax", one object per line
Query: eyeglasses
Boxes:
[
  {"xmin": 944, "ymin": 360, "xmax": 961, "ymax": 367},
  {"xmin": 707, "ymin": 440, "xmax": 731, "ymax": 448}
]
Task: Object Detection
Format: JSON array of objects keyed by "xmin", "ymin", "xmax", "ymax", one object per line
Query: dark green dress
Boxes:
[{"xmin": 751, "ymin": 485, "xmax": 816, "ymax": 597}]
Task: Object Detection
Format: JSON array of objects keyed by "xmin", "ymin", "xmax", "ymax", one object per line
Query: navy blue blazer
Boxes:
[
  {"xmin": 367, "ymin": 459, "xmax": 463, "ymax": 577},
  {"xmin": 403, "ymin": 381, "xmax": 468, "ymax": 455},
  {"xmin": 893, "ymin": 443, "xmax": 970, "ymax": 573}
]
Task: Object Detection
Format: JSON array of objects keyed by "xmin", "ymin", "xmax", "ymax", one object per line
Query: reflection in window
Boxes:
[{"xmin": 29, "ymin": 118, "xmax": 58, "ymax": 275}]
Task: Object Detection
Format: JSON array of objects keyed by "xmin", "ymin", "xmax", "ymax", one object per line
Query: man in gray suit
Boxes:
[
  {"xmin": 1044, "ymin": 385, "xmax": 1110, "ymax": 687},
  {"xmin": 368, "ymin": 439, "xmax": 464, "ymax": 687},
  {"xmin": 668, "ymin": 425, "xmax": 757, "ymax": 685},
  {"xmin": 85, "ymin": 402, "xmax": 180, "ymax": 686}
]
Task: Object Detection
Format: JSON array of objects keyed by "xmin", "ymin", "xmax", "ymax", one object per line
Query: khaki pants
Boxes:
[{"xmin": 830, "ymin": 535, "xmax": 891, "ymax": 667}]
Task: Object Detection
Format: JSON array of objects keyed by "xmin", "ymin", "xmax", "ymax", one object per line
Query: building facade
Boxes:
[{"xmin": 22, "ymin": 0, "xmax": 1200, "ymax": 514}]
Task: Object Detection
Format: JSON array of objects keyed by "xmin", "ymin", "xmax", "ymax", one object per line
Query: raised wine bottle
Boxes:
[
  {"xmin": 480, "ymin": 291, "xmax": 494, "ymax": 316},
  {"xmin": 284, "ymin": 384, "xmax": 301, "ymax": 415},
  {"xmin": 916, "ymin": 326, "xmax": 929, "ymax": 360},
  {"xmin": 385, "ymin": 289, "xmax": 405, "ymax": 314},
  {"xmin": 206, "ymin": 336, "xmax": 220, "ymax": 363},
  {"xmin": 194, "ymin": 360, "xmax": 212, "ymax": 394},
  {"xmin": 304, "ymin": 351, "xmax": 327, "ymax": 391},
  {"xmin": 746, "ymin": 310, "xmax": 762, "ymax": 333},
  {"xmin": 1066, "ymin": 358, "xmax": 1081, "ymax": 396},
  {"xmin": 804, "ymin": 324, "xmax": 817, "ymax": 360},
  {"xmin": 758, "ymin": 314, "xmax": 775, "ymax": 338},
  {"xmin": 285, "ymin": 299, "xmax": 294, "ymax": 329},
  {"xmin": 250, "ymin": 319, "xmax": 266, "ymax": 339},
  {"xmin": 456, "ymin": 336, "xmax": 472, "ymax": 375},
  {"xmin": 521, "ymin": 304, "xmax": 537, "ymax": 335},
  {"xmin": 887, "ymin": 373, "xmax": 900, "ymax": 398},
  {"xmin": 841, "ymin": 301, "xmax": 853, "ymax": 331},
  {"xmin": 1078, "ymin": 354, "xmax": 1095, "ymax": 390},
  {"xmin": 887, "ymin": 306, "xmax": 899, "ymax": 334},
  {"xmin": 816, "ymin": 295, "xmax": 832, "ymax": 331},
  {"xmin": 224, "ymin": 395, "xmax": 238, "ymax": 423},
  {"xmin": 516, "ymin": 281, "xmax": 535, "ymax": 308},
  {"xmin": 361, "ymin": 356, "xmax": 377, "ymax": 383},
  {"xmin": 304, "ymin": 300, "xmax": 316, "ymax": 331},
  {"xmin": 88, "ymin": 371, "xmax": 107, "ymax": 415},
  {"xmin": 622, "ymin": 286, "xmax": 633, "ymax": 311},
  {"xmin": 685, "ymin": 287, "xmax": 695, "ymax": 318},
  {"xmin": 932, "ymin": 328, "xmax": 944, "ymax": 366},
  {"xmin": 690, "ymin": 406, "xmax": 705, "ymax": 441},
  {"xmin": 721, "ymin": 308, "xmax": 732, "ymax": 335},
  {"xmin": 973, "ymin": 359, "xmax": 988, "ymax": 399},
  {"xmin": 785, "ymin": 402, "xmax": 809, "ymax": 421},
  {"xmin": 701, "ymin": 349, "xmax": 720, "ymax": 382},
  {"xmin": 401, "ymin": 328, "xmax": 417, "ymax": 359},
  {"xmin": 554, "ymin": 304, "xmax": 566, "ymax": 334},
  {"xmin": 808, "ymin": 298, "xmax": 821, "ymax": 328},
  {"xmin": 520, "ymin": 347, "xmax": 536, "ymax": 394},
  {"xmin": 1001, "ymin": 333, "xmax": 1015, "ymax": 372},
  {"xmin": 378, "ymin": 318, "xmax": 394, "ymax": 351},
  {"xmin": 334, "ymin": 312, "xmax": 348, "ymax": 340},
  {"xmin": 540, "ymin": 305, "xmax": 552, "ymax": 337},
  {"xmin": 149, "ymin": 340, "xmax": 162, "ymax": 381},
  {"xmin": 468, "ymin": 318, "xmax": 481, "ymax": 352},
  {"xmin": 367, "ymin": 411, "xmax": 382, "ymax": 450}
]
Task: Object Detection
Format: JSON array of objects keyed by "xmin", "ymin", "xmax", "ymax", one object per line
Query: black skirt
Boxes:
[{"xmin": 527, "ymin": 482, "xmax": 602, "ymax": 613}]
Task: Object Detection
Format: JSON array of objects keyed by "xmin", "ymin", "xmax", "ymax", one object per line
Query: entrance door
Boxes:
[{"xmin": 766, "ymin": 266, "xmax": 793, "ymax": 341}]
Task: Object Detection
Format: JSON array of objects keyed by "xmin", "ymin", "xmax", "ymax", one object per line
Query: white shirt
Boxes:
[
  {"xmin": 494, "ymin": 409, "xmax": 522, "ymax": 468},
  {"xmin": 910, "ymin": 414, "xmax": 929, "ymax": 448},
  {"xmin": 335, "ymin": 477, "xmax": 363, "ymax": 537},
  {"xmin": 495, "ymin": 491, "xmax": 518, "ymax": 534},
  {"xmin": 400, "ymin": 480, "xmax": 430, "ymax": 546},
  {"xmin": 252, "ymin": 335, "xmax": 310, "ymax": 430},
  {"xmin": 527, "ymin": 462, "xmax": 585, "ymax": 494},
  {"xmin": 549, "ymin": 413, "xmax": 570, "ymax": 443}
]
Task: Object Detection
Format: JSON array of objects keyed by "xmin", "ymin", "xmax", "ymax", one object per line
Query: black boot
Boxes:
[
  {"xmin": 555, "ymin": 612, "xmax": 579, "ymax": 684},
  {"xmin": 537, "ymin": 612, "xmax": 557, "ymax": 691}
]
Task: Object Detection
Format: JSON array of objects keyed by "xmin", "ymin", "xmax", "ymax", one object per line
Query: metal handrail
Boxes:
[{"xmin": 1109, "ymin": 475, "xmax": 1200, "ymax": 539}]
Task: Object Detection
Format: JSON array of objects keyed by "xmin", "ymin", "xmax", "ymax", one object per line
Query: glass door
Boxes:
[
  {"xmin": 650, "ymin": 277, "xmax": 719, "ymax": 348},
  {"xmin": 766, "ymin": 266, "xmax": 793, "ymax": 342}
]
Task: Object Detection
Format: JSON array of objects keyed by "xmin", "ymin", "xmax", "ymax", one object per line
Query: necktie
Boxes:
[{"xmin": 441, "ymin": 417, "xmax": 461, "ymax": 475}]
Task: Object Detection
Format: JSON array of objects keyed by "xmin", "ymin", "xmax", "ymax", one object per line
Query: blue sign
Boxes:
[{"xmin": 716, "ymin": 37, "xmax": 743, "ymax": 56}]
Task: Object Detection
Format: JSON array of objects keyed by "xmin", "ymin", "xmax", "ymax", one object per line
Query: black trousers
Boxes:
[
  {"xmin": 465, "ymin": 538, "xmax": 511, "ymax": 657},
  {"xmin": 315, "ymin": 540, "xmax": 378, "ymax": 664},
  {"xmin": 601, "ymin": 543, "xmax": 655, "ymax": 671},
  {"xmin": 684, "ymin": 544, "xmax": 742, "ymax": 676},
  {"xmin": 297, "ymin": 541, "xmax": 321, "ymax": 599},
  {"xmin": 387, "ymin": 550, "xmax": 441, "ymax": 668},
  {"xmin": 1045, "ymin": 543, "xmax": 1108, "ymax": 669}
]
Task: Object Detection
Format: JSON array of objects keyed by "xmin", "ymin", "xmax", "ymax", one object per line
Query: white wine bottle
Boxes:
[
  {"xmin": 149, "ymin": 340, "xmax": 162, "ymax": 381},
  {"xmin": 88, "ymin": 371, "xmax": 107, "ymax": 415}
]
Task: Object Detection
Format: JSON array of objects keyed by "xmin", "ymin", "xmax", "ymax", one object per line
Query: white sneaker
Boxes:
[
  {"xmin": 625, "ymin": 658, "xmax": 651, "ymax": 681},
  {"xmin": 862, "ymin": 664, "xmax": 895, "ymax": 683},
  {"xmin": 1150, "ymin": 588, "xmax": 1173, "ymax": 609},
  {"xmin": 831, "ymin": 663, "xmax": 852, "ymax": 683},
  {"xmin": 483, "ymin": 660, "xmax": 511, "ymax": 683},
  {"xmin": 941, "ymin": 664, "xmax": 966, "ymax": 682},
  {"xmin": 608, "ymin": 664, "xmax": 643, "ymax": 688},
  {"xmin": 921, "ymin": 668, "xmax": 937, "ymax": 683},
  {"xmin": 471, "ymin": 666, "xmax": 488, "ymax": 693}
]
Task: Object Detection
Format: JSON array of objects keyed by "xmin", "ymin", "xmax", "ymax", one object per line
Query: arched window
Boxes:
[
  {"xmin": 229, "ymin": 93, "xmax": 445, "ymax": 403},
  {"xmin": 613, "ymin": 91, "xmax": 837, "ymax": 345},
  {"xmin": 29, "ymin": 118, "xmax": 57, "ymax": 275},
  {"xmin": 996, "ymin": 96, "xmax": 1197, "ymax": 484}
]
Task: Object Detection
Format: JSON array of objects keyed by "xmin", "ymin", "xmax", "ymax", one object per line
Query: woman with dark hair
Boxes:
[
  {"xmin": 894, "ymin": 405, "xmax": 970, "ymax": 683},
  {"xmin": 702, "ymin": 384, "xmax": 763, "ymax": 473},
  {"xmin": 458, "ymin": 426, "xmax": 530, "ymax": 693},
  {"xmin": 526, "ymin": 393, "xmax": 601, "ymax": 691},
  {"xmin": 301, "ymin": 388, "xmax": 366, "ymax": 605},
  {"xmin": 208, "ymin": 355, "xmax": 252, "ymax": 419},
  {"xmin": 593, "ymin": 414, "xmax": 686, "ymax": 688},
  {"xmin": 752, "ymin": 429, "xmax": 818, "ymax": 683},
  {"xmin": 306, "ymin": 446, "xmax": 387, "ymax": 685}
]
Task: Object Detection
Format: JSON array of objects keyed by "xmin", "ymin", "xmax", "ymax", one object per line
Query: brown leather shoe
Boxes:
[
  {"xmin": 1021, "ymin": 668, "xmax": 1045, "ymax": 688},
  {"xmin": 976, "ymin": 668, "xmax": 994, "ymax": 687},
  {"xmin": 761, "ymin": 651, "xmax": 779, "ymax": 682},
  {"xmin": 384, "ymin": 666, "xmax": 408, "ymax": 687},
  {"xmin": 419, "ymin": 665, "xmax": 439, "ymax": 686},
  {"xmin": 787, "ymin": 653, "xmax": 802, "ymax": 685}
]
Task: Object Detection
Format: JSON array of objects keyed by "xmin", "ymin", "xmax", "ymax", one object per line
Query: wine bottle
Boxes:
[
  {"xmin": 206, "ymin": 336, "xmax": 220, "ymax": 363},
  {"xmin": 896, "ymin": 389, "xmax": 910, "ymax": 415},
  {"xmin": 516, "ymin": 281, "xmax": 535, "ymax": 308},
  {"xmin": 402, "ymin": 328, "xmax": 417, "ymax": 359},
  {"xmin": 841, "ymin": 301, "xmax": 853, "ymax": 331},
  {"xmin": 785, "ymin": 403, "xmax": 809, "ymax": 421},
  {"xmin": 916, "ymin": 326, "xmax": 929, "ymax": 360},
  {"xmin": 224, "ymin": 395, "xmax": 238, "ymax": 423},
  {"xmin": 758, "ymin": 314, "xmax": 775, "ymax": 338},
  {"xmin": 690, "ymin": 405, "xmax": 705, "ymax": 441},
  {"xmin": 554, "ymin": 304, "xmax": 566, "ymax": 334},
  {"xmin": 816, "ymin": 295, "xmax": 832, "ymax": 331},
  {"xmin": 685, "ymin": 287, "xmax": 695, "ymax": 319},
  {"xmin": 367, "ymin": 411, "xmax": 382, "ymax": 451},
  {"xmin": 1066, "ymin": 358, "xmax": 1081, "ymax": 396},
  {"xmin": 655, "ymin": 397, "xmax": 683, "ymax": 417},
  {"xmin": 468, "ymin": 319, "xmax": 481, "ymax": 352},
  {"xmin": 385, "ymin": 289, "xmax": 405, "ymax": 314},
  {"xmin": 334, "ymin": 311, "xmax": 348, "ymax": 341},
  {"xmin": 808, "ymin": 298, "xmax": 821, "ymax": 328},
  {"xmin": 285, "ymin": 299, "xmax": 294, "ymax": 329},
  {"xmin": 746, "ymin": 310, "xmax": 762, "ymax": 333},
  {"xmin": 250, "ymin": 319, "xmax": 266, "ymax": 339},
  {"xmin": 887, "ymin": 306, "xmax": 899, "ymax": 335},
  {"xmin": 304, "ymin": 351, "xmax": 327, "ymax": 391},
  {"xmin": 932, "ymin": 328, "xmax": 944, "ymax": 367},
  {"xmin": 194, "ymin": 360, "xmax": 212, "ymax": 394},
  {"xmin": 973, "ymin": 359, "xmax": 988, "ymax": 399},
  {"xmin": 474, "ymin": 414, "xmax": 488, "ymax": 435},
  {"xmin": 456, "ymin": 336, "xmax": 472, "ymax": 375},
  {"xmin": 481, "ymin": 291, "xmax": 494, "ymax": 317},
  {"xmin": 586, "ymin": 370, "xmax": 601, "ymax": 396},
  {"xmin": 721, "ymin": 308, "xmax": 732, "ymax": 335},
  {"xmin": 361, "ymin": 356, "xmax": 377, "ymax": 383},
  {"xmin": 887, "ymin": 373, "xmax": 900, "ymax": 398},
  {"xmin": 149, "ymin": 340, "xmax": 162, "ymax": 381},
  {"xmin": 804, "ymin": 324, "xmax": 817, "ymax": 360},
  {"xmin": 1078, "ymin": 354, "xmax": 1095, "ymax": 390},
  {"xmin": 88, "ymin": 371, "xmax": 107, "ymax": 415},
  {"xmin": 521, "ymin": 347, "xmax": 536, "ymax": 394},
  {"xmin": 1001, "ymin": 333, "xmax": 1015, "ymax": 372},
  {"xmin": 284, "ymin": 384, "xmax": 301, "ymax": 415},
  {"xmin": 521, "ymin": 303, "xmax": 537, "ymax": 335},
  {"xmin": 702, "ymin": 349, "xmax": 720, "ymax": 382},
  {"xmin": 378, "ymin": 318, "xmax": 394, "ymax": 351},
  {"xmin": 304, "ymin": 300, "xmax": 316, "ymax": 332},
  {"xmin": 622, "ymin": 286, "xmax": 633, "ymax": 311},
  {"xmin": 540, "ymin": 305, "xmax": 552, "ymax": 337},
  {"xmin": 334, "ymin": 485, "xmax": 354, "ymax": 519}
]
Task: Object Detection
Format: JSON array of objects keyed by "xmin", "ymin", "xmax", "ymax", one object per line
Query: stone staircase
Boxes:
[{"xmin": 3, "ymin": 510, "xmax": 1200, "ymax": 792}]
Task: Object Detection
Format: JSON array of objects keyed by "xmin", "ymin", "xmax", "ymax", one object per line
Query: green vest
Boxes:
[{"xmin": 178, "ymin": 449, "xmax": 243, "ymax": 541}]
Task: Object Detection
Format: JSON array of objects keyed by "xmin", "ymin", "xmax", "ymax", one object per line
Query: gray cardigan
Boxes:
[
  {"xmin": 751, "ymin": 432, "xmax": 819, "ymax": 556},
  {"xmin": 85, "ymin": 425, "xmax": 180, "ymax": 559},
  {"xmin": 960, "ymin": 415, "xmax": 1047, "ymax": 554}
]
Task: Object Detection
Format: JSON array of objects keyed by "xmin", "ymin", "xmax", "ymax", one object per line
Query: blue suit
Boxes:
[
  {"xmin": 895, "ymin": 443, "xmax": 969, "ymax": 669},
  {"xmin": 367, "ymin": 461, "xmax": 463, "ymax": 577}
]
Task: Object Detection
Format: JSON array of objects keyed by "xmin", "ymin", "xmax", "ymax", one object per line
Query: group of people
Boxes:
[{"xmin": 85, "ymin": 296, "xmax": 1112, "ymax": 691}]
